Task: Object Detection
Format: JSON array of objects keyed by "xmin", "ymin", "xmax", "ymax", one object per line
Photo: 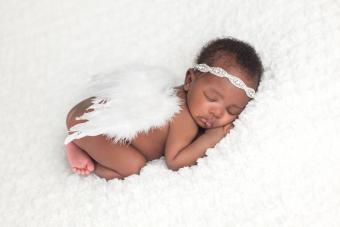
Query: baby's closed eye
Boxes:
[
  {"xmin": 227, "ymin": 105, "xmax": 244, "ymax": 115},
  {"xmin": 204, "ymin": 92, "xmax": 242, "ymax": 116},
  {"xmin": 227, "ymin": 108, "xmax": 241, "ymax": 116},
  {"xmin": 204, "ymin": 93, "xmax": 217, "ymax": 102}
]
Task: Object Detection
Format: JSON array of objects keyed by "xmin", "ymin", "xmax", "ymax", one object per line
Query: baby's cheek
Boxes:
[{"xmin": 222, "ymin": 115, "xmax": 238, "ymax": 125}]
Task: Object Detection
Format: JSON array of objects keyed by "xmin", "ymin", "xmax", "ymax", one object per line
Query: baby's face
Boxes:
[{"xmin": 183, "ymin": 60, "xmax": 257, "ymax": 129}]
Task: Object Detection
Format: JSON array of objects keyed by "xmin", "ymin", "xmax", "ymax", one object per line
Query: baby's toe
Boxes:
[
  {"xmin": 72, "ymin": 167, "xmax": 79, "ymax": 173},
  {"xmin": 80, "ymin": 169, "xmax": 87, "ymax": 175},
  {"xmin": 74, "ymin": 167, "xmax": 83, "ymax": 175},
  {"xmin": 83, "ymin": 169, "xmax": 90, "ymax": 175},
  {"xmin": 71, "ymin": 166, "xmax": 91, "ymax": 175},
  {"xmin": 87, "ymin": 163, "xmax": 95, "ymax": 172}
]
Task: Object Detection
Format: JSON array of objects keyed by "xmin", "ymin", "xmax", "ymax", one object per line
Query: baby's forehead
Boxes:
[
  {"xmin": 199, "ymin": 75, "xmax": 232, "ymax": 93},
  {"xmin": 199, "ymin": 75, "xmax": 250, "ymax": 103}
]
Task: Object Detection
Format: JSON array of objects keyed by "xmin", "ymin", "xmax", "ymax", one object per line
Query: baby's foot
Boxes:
[{"xmin": 65, "ymin": 142, "xmax": 95, "ymax": 175}]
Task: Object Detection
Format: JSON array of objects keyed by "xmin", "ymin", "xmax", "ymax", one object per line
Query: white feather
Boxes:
[{"xmin": 64, "ymin": 65, "xmax": 183, "ymax": 144}]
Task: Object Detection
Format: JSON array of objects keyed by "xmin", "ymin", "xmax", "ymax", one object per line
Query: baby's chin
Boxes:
[{"xmin": 194, "ymin": 117, "xmax": 206, "ymax": 128}]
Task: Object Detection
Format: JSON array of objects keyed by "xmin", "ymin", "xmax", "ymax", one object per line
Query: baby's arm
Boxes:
[{"xmin": 165, "ymin": 105, "xmax": 233, "ymax": 171}]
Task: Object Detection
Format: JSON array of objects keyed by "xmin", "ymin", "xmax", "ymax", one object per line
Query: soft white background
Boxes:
[{"xmin": 0, "ymin": 0, "xmax": 339, "ymax": 226}]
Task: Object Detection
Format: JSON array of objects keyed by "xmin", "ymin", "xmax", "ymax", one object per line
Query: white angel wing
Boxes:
[{"xmin": 64, "ymin": 65, "xmax": 183, "ymax": 145}]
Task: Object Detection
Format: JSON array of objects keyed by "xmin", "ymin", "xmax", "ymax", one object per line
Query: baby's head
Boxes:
[{"xmin": 183, "ymin": 37, "xmax": 263, "ymax": 129}]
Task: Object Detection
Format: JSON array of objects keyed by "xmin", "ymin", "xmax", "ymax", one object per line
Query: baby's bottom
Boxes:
[{"xmin": 65, "ymin": 97, "xmax": 147, "ymax": 180}]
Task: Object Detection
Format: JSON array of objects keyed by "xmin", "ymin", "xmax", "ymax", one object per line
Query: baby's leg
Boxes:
[
  {"xmin": 66, "ymin": 140, "xmax": 124, "ymax": 180},
  {"xmin": 94, "ymin": 162, "xmax": 123, "ymax": 180},
  {"xmin": 73, "ymin": 135, "xmax": 147, "ymax": 179},
  {"xmin": 66, "ymin": 97, "xmax": 147, "ymax": 180}
]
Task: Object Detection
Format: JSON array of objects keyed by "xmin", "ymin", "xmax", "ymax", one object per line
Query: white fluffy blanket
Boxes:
[{"xmin": 0, "ymin": 1, "xmax": 339, "ymax": 226}]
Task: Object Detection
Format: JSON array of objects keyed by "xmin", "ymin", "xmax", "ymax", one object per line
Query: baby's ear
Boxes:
[{"xmin": 184, "ymin": 69, "xmax": 197, "ymax": 91}]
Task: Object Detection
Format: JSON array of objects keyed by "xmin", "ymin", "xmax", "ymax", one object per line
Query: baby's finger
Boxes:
[
  {"xmin": 223, "ymin": 123, "xmax": 234, "ymax": 129},
  {"xmin": 224, "ymin": 124, "xmax": 234, "ymax": 132}
]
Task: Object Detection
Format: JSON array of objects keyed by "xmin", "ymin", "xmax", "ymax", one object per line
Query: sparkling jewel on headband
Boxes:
[{"xmin": 192, "ymin": 63, "xmax": 256, "ymax": 98}]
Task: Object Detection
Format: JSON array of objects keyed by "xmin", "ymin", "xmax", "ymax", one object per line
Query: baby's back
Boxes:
[{"xmin": 130, "ymin": 123, "xmax": 170, "ymax": 160}]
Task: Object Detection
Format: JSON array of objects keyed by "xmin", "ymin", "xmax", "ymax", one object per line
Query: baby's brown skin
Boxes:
[{"xmin": 66, "ymin": 57, "xmax": 258, "ymax": 180}]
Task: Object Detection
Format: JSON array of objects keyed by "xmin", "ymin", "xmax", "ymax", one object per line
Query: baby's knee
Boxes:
[{"xmin": 121, "ymin": 156, "xmax": 147, "ymax": 177}]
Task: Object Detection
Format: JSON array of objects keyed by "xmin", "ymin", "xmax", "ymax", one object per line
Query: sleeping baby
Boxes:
[{"xmin": 64, "ymin": 37, "xmax": 263, "ymax": 180}]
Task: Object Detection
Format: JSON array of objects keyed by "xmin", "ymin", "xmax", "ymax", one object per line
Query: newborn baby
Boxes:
[{"xmin": 65, "ymin": 37, "xmax": 263, "ymax": 180}]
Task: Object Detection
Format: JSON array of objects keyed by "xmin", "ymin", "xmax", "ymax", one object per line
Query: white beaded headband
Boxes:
[{"xmin": 192, "ymin": 63, "xmax": 256, "ymax": 98}]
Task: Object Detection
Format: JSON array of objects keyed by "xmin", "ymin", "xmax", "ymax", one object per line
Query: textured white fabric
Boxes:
[
  {"xmin": 0, "ymin": 1, "xmax": 339, "ymax": 227},
  {"xmin": 64, "ymin": 65, "xmax": 182, "ymax": 144}
]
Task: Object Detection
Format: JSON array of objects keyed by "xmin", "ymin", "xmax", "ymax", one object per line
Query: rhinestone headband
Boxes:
[{"xmin": 192, "ymin": 63, "xmax": 256, "ymax": 98}]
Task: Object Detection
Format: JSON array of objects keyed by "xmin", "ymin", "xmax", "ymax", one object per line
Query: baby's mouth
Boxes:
[{"xmin": 198, "ymin": 117, "xmax": 214, "ymax": 128}]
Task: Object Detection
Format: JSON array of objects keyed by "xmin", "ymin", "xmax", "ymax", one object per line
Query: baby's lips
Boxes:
[
  {"xmin": 200, "ymin": 117, "xmax": 214, "ymax": 128},
  {"xmin": 205, "ymin": 121, "xmax": 212, "ymax": 128}
]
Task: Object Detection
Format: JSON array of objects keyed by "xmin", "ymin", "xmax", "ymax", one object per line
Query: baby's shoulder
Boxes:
[
  {"xmin": 165, "ymin": 90, "xmax": 200, "ymax": 156},
  {"xmin": 169, "ymin": 94, "xmax": 199, "ymax": 137}
]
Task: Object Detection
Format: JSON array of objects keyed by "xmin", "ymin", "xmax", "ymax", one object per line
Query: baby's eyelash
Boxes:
[
  {"xmin": 204, "ymin": 92, "xmax": 242, "ymax": 115},
  {"xmin": 226, "ymin": 108, "xmax": 242, "ymax": 116},
  {"xmin": 204, "ymin": 93, "xmax": 217, "ymax": 102},
  {"xmin": 226, "ymin": 109, "xmax": 238, "ymax": 115}
]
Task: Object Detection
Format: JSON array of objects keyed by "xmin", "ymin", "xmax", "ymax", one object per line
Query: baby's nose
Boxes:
[{"xmin": 211, "ymin": 106, "xmax": 224, "ymax": 118}]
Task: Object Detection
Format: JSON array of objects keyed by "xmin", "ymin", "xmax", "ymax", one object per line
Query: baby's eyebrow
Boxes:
[
  {"xmin": 209, "ymin": 87, "xmax": 224, "ymax": 99},
  {"xmin": 209, "ymin": 87, "xmax": 243, "ymax": 109}
]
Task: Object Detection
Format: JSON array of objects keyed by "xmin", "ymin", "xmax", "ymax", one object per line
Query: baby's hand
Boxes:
[
  {"xmin": 223, "ymin": 123, "xmax": 234, "ymax": 134},
  {"xmin": 204, "ymin": 123, "xmax": 234, "ymax": 140}
]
